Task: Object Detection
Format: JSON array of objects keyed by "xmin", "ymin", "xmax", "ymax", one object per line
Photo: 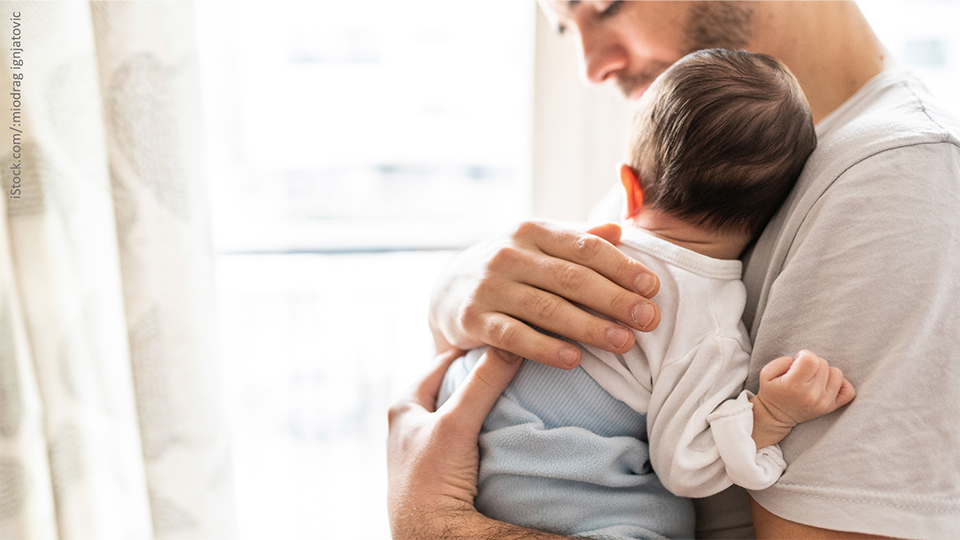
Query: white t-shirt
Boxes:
[{"xmin": 743, "ymin": 70, "xmax": 960, "ymax": 537}]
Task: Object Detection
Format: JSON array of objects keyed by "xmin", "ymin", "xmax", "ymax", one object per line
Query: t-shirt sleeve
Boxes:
[
  {"xmin": 647, "ymin": 335, "xmax": 785, "ymax": 498},
  {"xmin": 745, "ymin": 141, "xmax": 960, "ymax": 537}
]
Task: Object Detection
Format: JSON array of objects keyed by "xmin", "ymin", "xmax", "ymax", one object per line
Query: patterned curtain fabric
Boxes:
[{"xmin": 0, "ymin": 2, "xmax": 233, "ymax": 539}]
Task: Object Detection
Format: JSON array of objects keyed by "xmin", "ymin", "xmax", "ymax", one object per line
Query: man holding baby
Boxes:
[{"xmin": 387, "ymin": 2, "xmax": 960, "ymax": 539}]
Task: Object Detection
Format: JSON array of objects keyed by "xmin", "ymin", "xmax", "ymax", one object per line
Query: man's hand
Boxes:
[
  {"xmin": 751, "ymin": 350, "xmax": 857, "ymax": 448},
  {"xmin": 429, "ymin": 221, "xmax": 661, "ymax": 369},
  {"xmin": 387, "ymin": 348, "xmax": 572, "ymax": 539},
  {"xmin": 388, "ymin": 348, "xmax": 536, "ymax": 538}
]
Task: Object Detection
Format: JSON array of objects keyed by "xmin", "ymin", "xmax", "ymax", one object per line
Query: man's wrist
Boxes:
[
  {"xmin": 390, "ymin": 501, "xmax": 571, "ymax": 540},
  {"xmin": 390, "ymin": 502, "xmax": 474, "ymax": 540}
]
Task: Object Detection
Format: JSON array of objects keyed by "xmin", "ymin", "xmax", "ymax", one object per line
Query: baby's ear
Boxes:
[{"xmin": 619, "ymin": 163, "xmax": 644, "ymax": 219}]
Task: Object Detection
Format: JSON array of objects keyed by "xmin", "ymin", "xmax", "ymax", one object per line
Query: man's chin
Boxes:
[{"xmin": 624, "ymin": 82, "xmax": 652, "ymax": 101}]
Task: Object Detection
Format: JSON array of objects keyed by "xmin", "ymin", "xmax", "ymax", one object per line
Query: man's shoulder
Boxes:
[
  {"xmin": 785, "ymin": 71, "xmax": 960, "ymax": 229},
  {"xmin": 740, "ymin": 74, "xmax": 960, "ymax": 540},
  {"xmin": 811, "ymin": 71, "xmax": 960, "ymax": 177},
  {"xmin": 742, "ymin": 72, "xmax": 960, "ymax": 329}
]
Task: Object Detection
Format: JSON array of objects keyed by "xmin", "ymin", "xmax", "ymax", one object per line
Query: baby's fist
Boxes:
[{"xmin": 756, "ymin": 350, "xmax": 856, "ymax": 427}]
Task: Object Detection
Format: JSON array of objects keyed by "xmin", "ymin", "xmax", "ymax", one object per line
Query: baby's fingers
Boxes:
[
  {"xmin": 820, "ymin": 367, "xmax": 855, "ymax": 413},
  {"xmin": 783, "ymin": 350, "xmax": 828, "ymax": 386},
  {"xmin": 759, "ymin": 354, "xmax": 795, "ymax": 383},
  {"xmin": 835, "ymin": 376, "xmax": 857, "ymax": 409}
]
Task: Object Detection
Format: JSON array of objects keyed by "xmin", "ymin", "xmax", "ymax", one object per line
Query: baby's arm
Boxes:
[
  {"xmin": 749, "ymin": 350, "xmax": 857, "ymax": 449},
  {"xmin": 648, "ymin": 339, "xmax": 856, "ymax": 496}
]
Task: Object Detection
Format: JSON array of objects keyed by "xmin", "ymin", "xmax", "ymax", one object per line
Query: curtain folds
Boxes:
[{"xmin": 0, "ymin": 2, "xmax": 232, "ymax": 539}]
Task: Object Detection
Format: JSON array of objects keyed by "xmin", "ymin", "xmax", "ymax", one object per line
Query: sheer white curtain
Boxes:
[{"xmin": 0, "ymin": 2, "xmax": 232, "ymax": 539}]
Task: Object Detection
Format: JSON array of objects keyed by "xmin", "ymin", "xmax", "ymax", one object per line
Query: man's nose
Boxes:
[{"xmin": 578, "ymin": 27, "xmax": 628, "ymax": 84}]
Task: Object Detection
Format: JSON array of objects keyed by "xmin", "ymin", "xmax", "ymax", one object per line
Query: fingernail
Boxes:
[
  {"xmin": 632, "ymin": 303, "xmax": 656, "ymax": 329},
  {"xmin": 635, "ymin": 273, "xmax": 658, "ymax": 296},
  {"xmin": 607, "ymin": 327, "xmax": 631, "ymax": 349},
  {"xmin": 559, "ymin": 347, "xmax": 580, "ymax": 367}
]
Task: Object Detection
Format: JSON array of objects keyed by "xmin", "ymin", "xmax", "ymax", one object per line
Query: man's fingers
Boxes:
[
  {"xmin": 474, "ymin": 311, "xmax": 586, "ymax": 368},
  {"xmin": 494, "ymin": 224, "xmax": 661, "ymax": 337},
  {"xmin": 519, "ymin": 253, "xmax": 661, "ymax": 334},
  {"xmin": 585, "ymin": 222, "xmax": 623, "ymax": 245},
  {"xmin": 474, "ymin": 285, "xmax": 649, "ymax": 367},
  {"xmin": 412, "ymin": 349, "xmax": 467, "ymax": 411},
  {"xmin": 439, "ymin": 348, "xmax": 523, "ymax": 436},
  {"xmin": 523, "ymin": 221, "xmax": 660, "ymax": 299}
]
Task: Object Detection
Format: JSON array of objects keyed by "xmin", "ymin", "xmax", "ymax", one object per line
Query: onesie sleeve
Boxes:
[
  {"xmin": 646, "ymin": 335, "xmax": 785, "ymax": 498},
  {"xmin": 705, "ymin": 391, "xmax": 786, "ymax": 489}
]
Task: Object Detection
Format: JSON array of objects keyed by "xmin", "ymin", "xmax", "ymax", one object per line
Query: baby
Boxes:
[{"xmin": 439, "ymin": 49, "xmax": 854, "ymax": 539}]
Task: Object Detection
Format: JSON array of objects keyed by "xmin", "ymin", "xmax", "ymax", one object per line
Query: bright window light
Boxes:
[
  {"xmin": 201, "ymin": 0, "xmax": 534, "ymax": 253},
  {"xmin": 860, "ymin": 0, "xmax": 960, "ymax": 119},
  {"xmin": 196, "ymin": 2, "xmax": 534, "ymax": 539}
]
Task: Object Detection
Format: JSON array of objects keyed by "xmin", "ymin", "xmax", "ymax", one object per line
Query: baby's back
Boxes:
[{"xmin": 438, "ymin": 349, "xmax": 694, "ymax": 540}]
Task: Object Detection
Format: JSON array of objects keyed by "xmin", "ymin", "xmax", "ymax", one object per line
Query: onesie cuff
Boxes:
[{"xmin": 707, "ymin": 391, "xmax": 786, "ymax": 490}]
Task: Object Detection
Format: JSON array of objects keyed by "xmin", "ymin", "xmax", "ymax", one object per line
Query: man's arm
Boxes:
[
  {"xmin": 387, "ymin": 348, "xmax": 573, "ymax": 540},
  {"xmin": 751, "ymin": 499, "xmax": 905, "ymax": 540},
  {"xmin": 428, "ymin": 221, "xmax": 661, "ymax": 366},
  {"xmin": 742, "ymin": 137, "xmax": 960, "ymax": 537}
]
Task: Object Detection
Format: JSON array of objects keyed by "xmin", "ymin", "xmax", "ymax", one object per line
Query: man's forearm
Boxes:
[
  {"xmin": 751, "ymin": 498, "xmax": 903, "ymax": 540},
  {"xmin": 392, "ymin": 506, "xmax": 573, "ymax": 540}
]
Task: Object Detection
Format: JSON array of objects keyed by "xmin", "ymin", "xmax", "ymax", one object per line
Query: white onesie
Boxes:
[
  {"xmin": 578, "ymin": 227, "xmax": 784, "ymax": 496},
  {"xmin": 438, "ymin": 227, "xmax": 785, "ymax": 539}
]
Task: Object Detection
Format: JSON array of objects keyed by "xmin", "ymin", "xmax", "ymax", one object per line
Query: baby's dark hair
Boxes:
[{"xmin": 628, "ymin": 48, "xmax": 817, "ymax": 238}]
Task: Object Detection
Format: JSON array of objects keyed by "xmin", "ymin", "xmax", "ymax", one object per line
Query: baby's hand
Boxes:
[{"xmin": 755, "ymin": 350, "xmax": 857, "ymax": 428}]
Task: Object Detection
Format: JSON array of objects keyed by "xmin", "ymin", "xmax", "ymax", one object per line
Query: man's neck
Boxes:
[{"xmin": 749, "ymin": 2, "xmax": 893, "ymax": 124}]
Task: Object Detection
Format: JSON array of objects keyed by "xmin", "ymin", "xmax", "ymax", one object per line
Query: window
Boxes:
[
  {"xmin": 202, "ymin": 1, "xmax": 533, "ymax": 253},
  {"xmin": 197, "ymin": 2, "xmax": 534, "ymax": 538},
  {"xmin": 860, "ymin": 0, "xmax": 960, "ymax": 119}
]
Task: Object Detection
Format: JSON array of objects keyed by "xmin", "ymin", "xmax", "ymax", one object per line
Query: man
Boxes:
[{"xmin": 388, "ymin": 2, "xmax": 960, "ymax": 538}]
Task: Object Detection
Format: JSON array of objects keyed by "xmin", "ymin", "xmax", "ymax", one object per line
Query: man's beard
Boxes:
[
  {"xmin": 616, "ymin": 61, "xmax": 675, "ymax": 99},
  {"xmin": 684, "ymin": 1, "xmax": 754, "ymax": 52},
  {"xmin": 617, "ymin": 1, "xmax": 754, "ymax": 99}
]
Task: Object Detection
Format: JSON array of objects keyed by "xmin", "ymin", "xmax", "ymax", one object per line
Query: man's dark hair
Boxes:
[{"xmin": 628, "ymin": 48, "xmax": 817, "ymax": 237}]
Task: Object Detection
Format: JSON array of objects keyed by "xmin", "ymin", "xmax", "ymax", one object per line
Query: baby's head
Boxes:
[{"xmin": 624, "ymin": 48, "xmax": 817, "ymax": 240}]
